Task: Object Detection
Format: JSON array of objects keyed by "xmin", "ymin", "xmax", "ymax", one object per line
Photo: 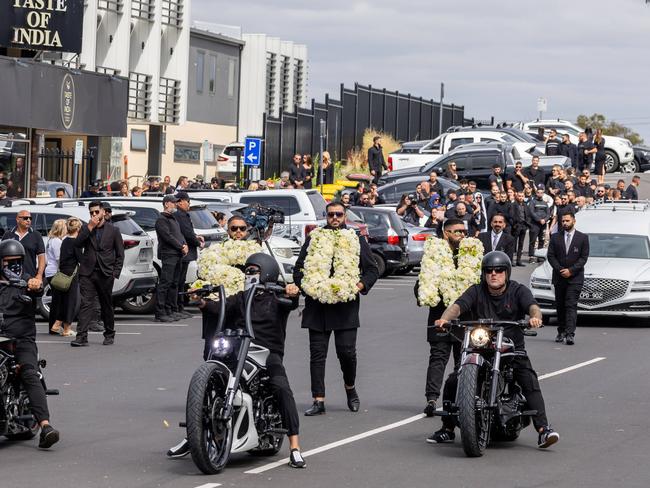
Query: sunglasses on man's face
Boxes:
[
  {"xmin": 485, "ymin": 267, "xmax": 507, "ymax": 275},
  {"xmin": 447, "ymin": 229, "xmax": 467, "ymax": 236},
  {"xmin": 229, "ymin": 225, "xmax": 247, "ymax": 232},
  {"xmin": 327, "ymin": 211, "xmax": 345, "ymax": 218},
  {"xmin": 18, "ymin": 216, "xmax": 32, "ymax": 221}
]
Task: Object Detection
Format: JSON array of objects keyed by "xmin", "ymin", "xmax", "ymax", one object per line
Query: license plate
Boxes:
[{"xmin": 580, "ymin": 291, "xmax": 603, "ymax": 300}]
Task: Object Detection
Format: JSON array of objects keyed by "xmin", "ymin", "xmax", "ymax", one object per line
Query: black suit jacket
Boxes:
[
  {"xmin": 174, "ymin": 209, "xmax": 202, "ymax": 262},
  {"xmin": 75, "ymin": 222, "xmax": 124, "ymax": 279},
  {"xmin": 478, "ymin": 231, "xmax": 515, "ymax": 262},
  {"xmin": 547, "ymin": 230, "xmax": 589, "ymax": 285},
  {"xmin": 367, "ymin": 145, "xmax": 387, "ymax": 174}
]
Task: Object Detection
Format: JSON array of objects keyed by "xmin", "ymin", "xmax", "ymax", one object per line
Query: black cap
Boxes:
[
  {"xmin": 102, "ymin": 202, "xmax": 112, "ymax": 212},
  {"xmin": 0, "ymin": 184, "xmax": 7, "ymax": 191},
  {"xmin": 162, "ymin": 194, "xmax": 178, "ymax": 204},
  {"xmin": 536, "ymin": 184, "xmax": 545, "ymax": 191},
  {"xmin": 176, "ymin": 191, "xmax": 190, "ymax": 201}
]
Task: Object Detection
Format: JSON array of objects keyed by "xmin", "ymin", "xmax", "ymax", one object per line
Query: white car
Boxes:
[
  {"xmin": 530, "ymin": 202, "xmax": 650, "ymax": 319},
  {"xmin": 216, "ymin": 142, "xmax": 244, "ymax": 175},
  {"xmin": 517, "ymin": 120, "xmax": 635, "ymax": 173}
]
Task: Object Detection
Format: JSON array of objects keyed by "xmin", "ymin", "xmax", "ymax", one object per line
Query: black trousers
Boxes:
[
  {"xmin": 426, "ymin": 340, "xmax": 462, "ymax": 401},
  {"xmin": 267, "ymin": 353, "xmax": 300, "ymax": 436},
  {"xmin": 372, "ymin": 171, "xmax": 382, "ymax": 185},
  {"xmin": 554, "ymin": 280, "xmax": 582, "ymax": 337},
  {"xmin": 308, "ymin": 328, "xmax": 357, "ymax": 398},
  {"xmin": 78, "ymin": 271, "xmax": 115, "ymax": 340},
  {"xmin": 14, "ymin": 339, "xmax": 49, "ymax": 423},
  {"xmin": 442, "ymin": 356, "xmax": 548, "ymax": 431},
  {"xmin": 512, "ymin": 226, "xmax": 528, "ymax": 264},
  {"xmin": 155, "ymin": 254, "xmax": 181, "ymax": 317},
  {"xmin": 174, "ymin": 261, "xmax": 190, "ymax": 312},
  {"xmin": 528, "ymin": 224, "xmax": 545, "ymax": 257}
]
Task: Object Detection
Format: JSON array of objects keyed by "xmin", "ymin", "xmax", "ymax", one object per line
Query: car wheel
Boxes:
[
  {"xmin": 37, "ymin": 282, "xmax": 52, "ymax": 321},
  {"xmin": 372, "ymin": 253, "xmax": 387, "ymax": 277},
  {"xmin": 394, "ymin": 265, "xmax": 415, "ymax": 275},
  {"xmin": 120, "ymin": 293, "xmax": 156, "ymax": 314},
  {"xmin": 619, "ymin": 158, "xmax": 640, "ymax": 174},
  {"xmin": 604, "ymin": 150, "xmax": 619, "ymax": 173}
]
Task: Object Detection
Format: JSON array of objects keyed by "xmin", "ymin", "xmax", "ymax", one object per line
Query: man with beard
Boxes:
[
  {"xmin": 479, "ymin": 212, "xmax": 515, "ymax": 262},
  {"xmin": 523, "ymin": 156, "xmax": 546, "ymax": 188}
]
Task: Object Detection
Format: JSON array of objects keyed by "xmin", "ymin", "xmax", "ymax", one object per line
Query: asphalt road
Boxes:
[{"xmin": 2, "ymin": 257, "xmax": 650, "ymax": 488}]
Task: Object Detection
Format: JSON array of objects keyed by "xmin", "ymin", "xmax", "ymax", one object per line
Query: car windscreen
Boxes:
[
  {"xmin": 307, "ymin": 192, "xmax": 327, "ymax": 219},
  {"xmin": 111, "ymin": 215, "xmax": 145, "ymax": 236},
  {"xmin": 587, "ymin": 234, "xmax": 650, "ymax": 259},
  {"xmin": 239, "ymin": 195, "xmax": 300, "ymax": 216},
  {"xmin": 189, "ymin": 208, "xmax": 220, "ymax": 229}
]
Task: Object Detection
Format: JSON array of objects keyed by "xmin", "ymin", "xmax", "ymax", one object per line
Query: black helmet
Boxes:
[
  {"xmin": 244, "ymin": 253, "xmax": 280, "ymax": 284},
  {"xmin": 481, "ymin": 251, "xmax": 512, "ymax": 282},
  {"xmin": 0, "ymin": 239, "xmax": 26, "ymax": 259}
]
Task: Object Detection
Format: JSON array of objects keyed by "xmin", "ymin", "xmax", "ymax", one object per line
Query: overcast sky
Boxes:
[{"xmin": 193, "ymin": 0, "xmax": 650, "ymax": 143}]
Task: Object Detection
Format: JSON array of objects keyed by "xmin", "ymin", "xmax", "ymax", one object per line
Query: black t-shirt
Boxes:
[
  {"xmin": 523, "ymin": 167, "xmax": 545, "ymax": 188},
  {"xmin": 508, "ymin": 173, "xmax": 526, "ymax": 192},
  {"xmin": 0, "ymin": 274, "xmax": 41, "ymax": 341},
  {"xmin": 545, "ymin": 139, "xmax": 562, "ymax": 156},
  {"xmin": 578, "ymin": 140, "xmax": 594, "ymax": 168},
  {"xmin": 1, "ymin": 228, "xmax": 45, "ymax": 278},
  {"xmin": 574, "ymin": 183, "xmax": 594, "ymax": 199},
  {"xmin": 488, "ymin": 174, "xmax": 505, "ymax": 191},
  {"xmin": 455, "ymin": 281, "xmax": 537, "ymax": 351}
]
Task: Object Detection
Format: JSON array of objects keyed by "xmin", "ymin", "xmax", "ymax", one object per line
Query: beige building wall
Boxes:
[{"xmin": 122, "ymin": 124, "xmax": 150, "ymax": 189}]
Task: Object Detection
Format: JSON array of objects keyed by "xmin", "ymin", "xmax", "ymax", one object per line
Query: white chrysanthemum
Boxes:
[{"xmin": 195, "ymin": 239, "xmax": 261, "ymax": 296}]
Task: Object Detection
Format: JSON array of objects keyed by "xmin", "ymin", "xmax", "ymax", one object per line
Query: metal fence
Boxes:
[
  {"xmin": 38, "ymin": 149, "xmax": 94, "ymax": 196},
  {"xmin": 261, "ymin": 83, "xmax": 471, "ymax": 178}
]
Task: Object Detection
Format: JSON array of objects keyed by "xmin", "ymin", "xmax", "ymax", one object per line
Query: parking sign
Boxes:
[{"xmin": 244, "ymin": 138, "xmax": 262, "ymax": 167}]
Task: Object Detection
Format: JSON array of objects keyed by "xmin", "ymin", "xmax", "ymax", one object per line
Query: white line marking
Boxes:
[
  {"xmin": 245, "ymin": 356, "xmax": 606, "ymax": 474},
  {"xmin": 373, "ymin": 287, "xmax": 395, "ymax": 290},
  {"xmin": 538, "ymin": 357, "xmax": 606, "ymax": 380},
  {"xmin": 193, "ymin": 483, "xmax": 222, "ymax": 488},
  {"xmin": 37, "ymin": 341, "xmax": 69, "ymax": 344},
  {"xmin": 377, "ymin": 282, "xmax": 414, "ymax": 287},
  {"xmin": 89, "ymin": 332, "xmax": 141, "ymax": 335},
  {"xmin": 116, "ymin": 323, "xmax": 189, "ymax": 327}
]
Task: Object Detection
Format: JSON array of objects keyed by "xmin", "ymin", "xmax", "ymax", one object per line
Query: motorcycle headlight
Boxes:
[
  {"xmin": 470, "ymin": 327, "xmax": 491, "ymax": 348},
  {"xmin": 212, "ymin": 337, "xmax": 232, "ymax": 357},
  {"xmin": 272, "ymin": 247, "xmax": 294, "ymax": 259}
]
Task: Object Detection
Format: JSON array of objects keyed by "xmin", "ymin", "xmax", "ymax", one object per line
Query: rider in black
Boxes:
[
  {"xmin": 167, "ymin": 253, "xmax": 306, "ymax": 468},
  {"xmin": 428, "ymin": 251, "xmax": 560, "ymax": 449},
  {"xmin": 0, "ymin": 240, "xmax": 60, "ymax": 449}
]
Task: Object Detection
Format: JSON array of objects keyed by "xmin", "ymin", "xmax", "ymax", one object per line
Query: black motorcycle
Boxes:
[
  {"xmin": 435, "ymin": 319, "xmax": 538, "ymax": 457},
  {"xmin": 0, "ymin": 281, "xmax": 58, "ymax": 442},
  {"xmin": 183, "ymin": 283, "xmax": 291, "ymax": 474}
]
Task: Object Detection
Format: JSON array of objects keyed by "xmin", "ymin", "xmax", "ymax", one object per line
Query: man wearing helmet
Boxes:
[
  {"xmin": 430, "ymin": 251, "xmax": 560, "ymax": 449},
  {"xmin": 0, "ymin": 240, "xmax": 60, "ymax": 449},
  {"xmin": 167, "ymin": 253, "xmax": 306, "ymax": 468}
]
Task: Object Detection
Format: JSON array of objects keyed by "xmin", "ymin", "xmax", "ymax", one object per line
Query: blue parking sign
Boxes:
[{"xmin": 244, "ymin": 138, "xmax": 262, "ymax": 167}]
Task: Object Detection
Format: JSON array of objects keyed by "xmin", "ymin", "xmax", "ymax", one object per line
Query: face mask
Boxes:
[
  {"xmin": 244, "ymin": 273, "xmax": 260, "ymax": 291},
  {"xmin": 2, "ymin": 260, "xmax": 23, "ymax": 281}
]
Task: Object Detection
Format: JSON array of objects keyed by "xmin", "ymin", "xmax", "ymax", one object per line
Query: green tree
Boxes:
[{"xmin": 576, "ymin": 113, "xmax": 644, "ymax": 145}]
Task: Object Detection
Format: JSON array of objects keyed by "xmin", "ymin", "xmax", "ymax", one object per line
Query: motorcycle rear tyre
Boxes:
[
  {"xmin": 458, "ymin": 363, "xmax": 490, "ymax": 457},
  {"xmin": 186, "ymin": 362, "xmax": 233, "ymax": 474}
]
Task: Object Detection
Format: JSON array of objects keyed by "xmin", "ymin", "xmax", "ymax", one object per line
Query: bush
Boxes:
[{"xmin": 346, "ymin": 129, "xmax": 401, "ymax": 173}]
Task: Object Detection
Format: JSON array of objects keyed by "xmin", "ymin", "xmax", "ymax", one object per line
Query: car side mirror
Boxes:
[{"xmin": 534, "ymin": 248, "xmax": 547, "ymax": 261}]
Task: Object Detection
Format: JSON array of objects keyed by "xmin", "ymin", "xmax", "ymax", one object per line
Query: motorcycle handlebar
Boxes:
[{"xmin": 449, "ymin": 319, "xmax": 530, "ymax": 328}]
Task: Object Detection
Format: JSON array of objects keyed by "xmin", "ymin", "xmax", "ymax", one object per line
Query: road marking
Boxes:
[
  {"xmin": 373, "ymin": 287, "xmax": 395, "ymax": 290},
  {"xmin": 245, "ymin": 356, "xmax": 607, "ymax": 475},
  {"xmin": 89, "ymin": 332, "xmax": 142, "ymax": 335},
  {"xmin": 116, "ymin": 323, "xmax": 189, "ymax": 327},
  {"xmin": 193, "ymin": 483, "xmax": 221, "ymax": 488}
]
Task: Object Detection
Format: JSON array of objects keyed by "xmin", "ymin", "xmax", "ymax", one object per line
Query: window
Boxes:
[
  {"xmin": 0, "ymin": 212, "xmax": 18, "ymax": 237},
  {"xmin": 117, "ymin": 207, "xmax": 159, "ymax": 232},
  {"xmin": 307, "ymin": 192, "xmax": 327, "ymax": 219},
  {"xmin": 395, "ymin": 181, "xmax": 419, "ymax": 196},
  {"xmin": 159, "ymin": 78, "xmax": 181, "ymax": 123},
  {"xmin": 588, "ymin": 234, "xmax": 650, "ymax": 259},
  {"xmin": 239, "ymin": 195, "xmax": 300, "ymax": 216},
  {"xmin": 131, "ymin": 129, "xmax": 147, "ymax": 151},
  {"xmin": 224, "ymin": 145, "xmax": 243, "ymax": 156},
  {"xmin": 128, "ymin": 72, "xmax": 152, "ymax": 120},
  {"xmin": 112, "ymin": 216, "xmax": 145, "ymax": 236},
  {"xmin": 208, "ymin": 54, "xmax": 217, "ymax": 94},
  {"xmin": 174, "ymin": 141, "xmax": 201, "ymax": 163},
  {"xmin": 196, "ymin": 51, "xmax": 205, "ymax": 93},
  {"xmin": 448, "ymin": 137, "xmax": 473, "ymax": 150},
  {"xmin": 42, "ymin": 214, "xmax": 72, "ymax": 237},
  {"xmin": 265, "ymin": 52, "xmax": 276, "ymax": 115},
  {"xmin": 434, "ymin": 155, "xmax": 468, "ymax": 172},
  {"xmin": 227, "ymin": 57, "xmax": 236, "ymax": 98},
  {"xmin": 293, "ymin": 58, "xmax": 304, "ymax": 106},
  {"xmin": 360, "ymin": 211, "xmax": 389, "ymax": 229},
  {"xmin": 131, "ymin": 0, "xmax": 154, "ymax": 20},
  {"xmin": 472, "ymin": 153, "xmax": 500, "ymax": 170},
  {"xmin": 161, "ymin": 0, "xmax": 183, "ymax": 26},
  {"xmin": 189, "ymin": 209, "xmax": 219, "ymax": 230}
]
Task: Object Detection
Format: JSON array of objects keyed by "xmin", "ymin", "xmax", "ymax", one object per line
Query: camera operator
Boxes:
[
  {"xmin": 0, "ymin": 240, "xmax": 60, "ymax": 449},
  {"xmin": 396, "ymin": 193, "xmax": 425, "ymax": 226}
]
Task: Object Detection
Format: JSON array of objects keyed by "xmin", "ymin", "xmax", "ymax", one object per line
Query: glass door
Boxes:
[{"xmin": 0, "ymin": 127, "xmax": 30, "ymax": 199}]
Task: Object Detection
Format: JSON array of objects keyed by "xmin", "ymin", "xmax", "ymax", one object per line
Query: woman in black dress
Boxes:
[
  {"xmin": 593, "ymin": 129, "xmax": 606, "ymax": 184},
  {"xmin": 302, "ymin": 155, "xmax": 314, "ymax": 189},
  {"xmin": 316, "ymin": 151, "xmax": 335, "ymax": 186},
  {"xmin": 57, "ymin": 217, "xmax": 83, "ymax": 336}
]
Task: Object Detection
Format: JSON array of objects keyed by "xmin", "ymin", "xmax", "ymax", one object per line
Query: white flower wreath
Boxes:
[
  {"xmin": 301, "ymin": 228, "xmax": 361, "ymax": 304},
  {"xmin": 192, "ymin": 239, "xmax": 263, "ymax": 296},
  {"xmin": 418, "ymin": 236, "xmax": 484, "ymax": 307}
]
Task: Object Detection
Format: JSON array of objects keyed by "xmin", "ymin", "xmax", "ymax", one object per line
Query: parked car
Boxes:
[
  {"xmin": 633, "ymin": 145, "xmax": 650, "ymax": 173},
  {"xmin": 398, "ymin": 223, "xmax": 436, "ymax": 274},
  {"xmin": 0, "ymin": 204, "xmax": 157, "ymax": 319},
  {"xmin": 216, "ymin": 142, "xmax": 244, "ymax": 175},
  {"xmin": 185, "ymin": 189, "xmax": 328, "ymax": 244},
  {"xmin": 377, "ymin": 175, "xmax": 460, "ymax": 205},
  {"xmin": 379, "ymin": 142, "xmax": 570, "ymax": 189},
  {"xmin": 350, "ymin": 206, "xmax": 409, "ymax": 276},
  {"xmin": 530, "ymin": 201, "xmax": 650, "ymax": 321},
  {"xmin": 515, "ymin": 120, "xmax": 634, "ymax": 173}
]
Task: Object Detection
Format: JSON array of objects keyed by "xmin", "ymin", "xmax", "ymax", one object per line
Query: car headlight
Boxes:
[
  {"xmin": 631, "ymin": 281, "xmax": 650, "ymax": 292},
  {"xmin": 272, "ymin": 247, "xmax": 294, "ymax": 259},
  {"xmin": 470, "ymin": 327, "xmax": 491, "ymax": 348},
  {"xmin": 212, "ymin": 337, "xmax": 232, "ymax": 357},
  {"xmin": 641, "ymin": 151, "xmax": 650, "ymax": 158},
  {"xmin": 530, "ymin": 276, "xmax": 552, "ymax": 289}
]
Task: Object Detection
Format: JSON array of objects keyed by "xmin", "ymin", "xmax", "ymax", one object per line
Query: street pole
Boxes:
[
  {"xmin": 236, "ymin": 147, "xmax": 242, "ymax": 188},
  {"xmin": 319, "ymin": 119, "xmax": 326, "ymax": 193},
  {"xmin": 438, "ymin": 82, "xmax": 444, "ymax": 135}
]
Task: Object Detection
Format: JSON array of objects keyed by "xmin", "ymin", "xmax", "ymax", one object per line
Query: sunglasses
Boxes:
[
  {"xmin": 447, "ymin": 229, "xmax": 467, "ymax": 235},
  {"xmin": 485, "ymin": 267, "xmax": 507, "ymax": 275},
  {"xmin": 327, "ymin": 211, "xmax": 345, "ymax": 218},
  {"xmin": 244, "ymin": 266, "xmax": 260, "ymax": 275},
  {"xmin": 18, "ymin": 216, "xmax": 32, "ymax": 220},
  {"xmin": 90, "ymin": 210, "xmax": 101, "ymax": 215},
  {"xmin": 229, "ymin": 225, "xmax": 247, "ymax": 232}
]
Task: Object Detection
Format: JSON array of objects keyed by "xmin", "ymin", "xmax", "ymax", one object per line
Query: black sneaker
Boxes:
[
  {"xmin": 538, "ymin": 427, "xmax": 560, "ymax": 448},
  {"xmin": 304, "ymin": 400, "xmax": 326, "ymax": 416},
  {"xmin": 102, "ymin": 337, "xmax": 114, "ymax": 346},
  {"xmin": 154, "ymin": 315, "xmax": 175, "ymax": 323},
  {"xmin": 565, "ymin": 335, "xmax": 575, "ymax": 346},
  {"xmin": 38, "ymin": 424, "xmax": 60, "ymax": 449},
  {"xmin": 70, "ymin": 338, "xmax": 88, "ymax": 347},
  {"xmin": 555, "ymin": 333, "xmax": 565, "ymax": 343},
  {"xmin": 289, "ymin": 448, "xmax": 306, "ymax": 468},
  {"xmin": 426, "ymin": 428, "xmax": 455, "ymax": 444},
  {"xmin": 89, "ymin": 323, "xmax": 105, "ymax": 332},
  {"xmin": 423, "ymin": 400, "xmax": 437, "ymax": 417},
  {"xmin": 180, "ymin": 310, "xmax": 193, "ymax": 319},
  {"xmin": 167, "ymin": 438, "xmax": 190, "ymax": 458}
]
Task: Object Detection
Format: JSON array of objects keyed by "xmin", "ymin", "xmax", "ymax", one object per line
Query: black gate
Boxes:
[{"xmin": 37, "ymin": 148, "xmax": 94, "ymax": 197}]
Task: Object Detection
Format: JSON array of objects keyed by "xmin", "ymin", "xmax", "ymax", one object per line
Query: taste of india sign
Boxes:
[{"xmin": 0, "ymin": 0, "xmax": 84, "ymax": 53}]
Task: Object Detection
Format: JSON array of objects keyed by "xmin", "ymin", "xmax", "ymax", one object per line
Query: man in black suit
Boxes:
[
  {"xmin": 547, "ymin": 212, "xmax": 589, "ymax": 345},
  {"xmin": 72, "ymin": 201, "xmax": 124, "ymax": 346},
  {"xmin": 368, "ymin": 136, "xmax": 387, "ymax": 185},
  {"xmin": 478, "ymin": 213, "xmax": 515, "ymax": 262}
]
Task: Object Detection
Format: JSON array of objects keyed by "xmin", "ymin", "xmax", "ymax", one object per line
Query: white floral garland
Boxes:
[
  {"xmin": 418, "ymin": 237, "xmax": 484, "ymax": 307},
  {"xmin": 301, "ymin": 228, "xmax": 361, "ymax": 304},
  {"xmin": 192, "ymin": 239, "xmax": 262, "ymax": 296}
]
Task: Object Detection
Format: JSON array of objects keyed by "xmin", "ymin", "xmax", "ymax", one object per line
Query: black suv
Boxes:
[
  {"xmin": 378, "ymin": 142, "xmax": 569, "ymax": 190},
  {"xmin": 350, "ymin": 206, "xmax": 408, "ymax": 277}
]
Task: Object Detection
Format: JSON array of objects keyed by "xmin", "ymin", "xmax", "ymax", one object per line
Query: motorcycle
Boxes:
[
  {"xmin": 434, "ymin": 319, "xmax": 538, "ymax": 457},
  {"xmin": 0, "ymin": 280, "xmax": 58, "ymax": 442},
  {"xmin": 183, "ymin": 283, "xmax": 291, "ymax": 474}
]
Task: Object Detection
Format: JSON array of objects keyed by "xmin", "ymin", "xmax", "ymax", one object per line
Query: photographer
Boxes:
[
  {"xmin": 396, "ymin": 193, "xmax": 425, "ymax": 226},
  {"xmin": 0, "ymin": 240, "xmax": 60, "ymax": 449}
]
